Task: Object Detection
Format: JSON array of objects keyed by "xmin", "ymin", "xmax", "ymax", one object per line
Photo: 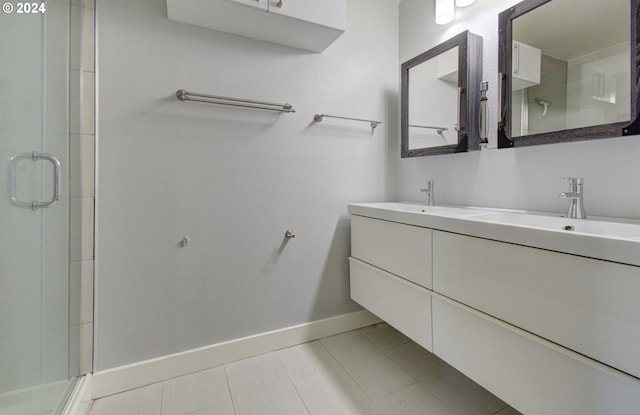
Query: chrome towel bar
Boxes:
[
  {"xmin": 176, "ymin": 89, "xmax": 295, "ymax": 113},
  {"xmin": 313, "ymin": 113, "xmax": 382, "ymax": 130},
  {"xmin": 408, "ymin": 124, "xmax": 448, "ymax": 134}
]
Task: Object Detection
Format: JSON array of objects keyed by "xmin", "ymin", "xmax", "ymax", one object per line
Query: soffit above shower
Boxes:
[{"xmin": 166, "ymin": 0, "xmax": 346, "ymax": 53}]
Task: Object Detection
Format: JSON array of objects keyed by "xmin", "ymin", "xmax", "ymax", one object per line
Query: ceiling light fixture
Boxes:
[{"xmin": 435, "ymin": 0, "xmax": 455, "ymax": 25}]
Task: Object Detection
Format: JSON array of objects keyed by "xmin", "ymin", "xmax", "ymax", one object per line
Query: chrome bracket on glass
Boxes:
[{"xmin": 9, "ymin": 151, "xmax": 62, "ymax": 210}]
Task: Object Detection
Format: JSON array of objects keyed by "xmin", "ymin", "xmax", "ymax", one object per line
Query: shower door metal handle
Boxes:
[{"xmin": 9, "ymin": 151, "xmax": 62, "ymax": 210}]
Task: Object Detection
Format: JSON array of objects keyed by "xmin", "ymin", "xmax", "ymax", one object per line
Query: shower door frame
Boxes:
[{"xmin": 0, "ymin": 0, "xmax": 95, "ymax": 413}]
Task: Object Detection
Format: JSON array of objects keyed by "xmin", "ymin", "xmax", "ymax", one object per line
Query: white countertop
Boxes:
[{"xmin": 348, "ymin": 202, "xmax": 640, "ymax": 267}]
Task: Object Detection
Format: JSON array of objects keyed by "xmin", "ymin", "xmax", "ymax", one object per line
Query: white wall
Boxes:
[
  {"xmin": 398, "ymin": 0, "xmax": 640, "ymax": 218},
  {"xmin": 95, "ymin": 0, "xmax": 399, "ymax": 371}
]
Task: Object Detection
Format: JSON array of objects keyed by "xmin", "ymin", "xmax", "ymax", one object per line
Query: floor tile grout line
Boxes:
[
  {"xmin": 348, "ymin": 331, "xmax": 421, "ymax": 412},
  {"xmin": 382, "ymin": 345, "xmax": 512, "ymax": 415},
  {"xmin": 226, "ymin": 351, "xmax": 313, "ymax": 415},
  {"xmin": 222, "ymin": 365, "xmax": 238, "ymax": 415},
  {"xmin": 90, "ymin": 326, "xmax": 516, "ymax": 415},
  {"xmin": 159, "ymin": 379, "xmax": 166, "ymax": 415},
  {"xmin": 319, "ymin": 333, "xmax": 417, "ymax": 403},
  {"xmin": 162, "ymin": 366, "xmax": 234, "ymax": 415},
  {"xmin": 317, "ymin": 336, "xmax": 378, "ymax": 403},
  {"xmin": 358, "ymin": 324, "xmax": 413, "ymax": 352},
  {"xmin": 276, "ymin": 340, "xmax": 340, "ymax": 380},
  {"xmin": 372, "ymin": 382, "xmax": 457, "ymax": 415},
  {"xmin": 317, "ymin": 340, "xmax": 385, "ymax": 412},
  {"xmin": 382, "ymin": 344, "xmax": 440, "ymax": 392},
  {"xmin": 274, "ymin": 347, "xmax": 313, "ymax": 415},
  {"xmin": 381, "ymin": 342, "xmax": 471, "ymax": 415},
  {"xmin": 353, "ymin": 331, "xmax": 419, "ymax": 400}
]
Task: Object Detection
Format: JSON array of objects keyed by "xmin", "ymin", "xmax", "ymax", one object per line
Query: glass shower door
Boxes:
[{"xmin": 0, "ymin": 1, "xmax": 76, "ymax": 414}]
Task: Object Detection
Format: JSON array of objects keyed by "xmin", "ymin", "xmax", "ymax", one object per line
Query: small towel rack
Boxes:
[
  {"xmin": 409, "ymin": 124, "xmax": 448, "ymax": 134},
  {"xmin": 314, "ymin": 113, "xmax": 382, "ymax": 130},
  {"xmin": 176, "ymin": 89, "xmax": 295, "ymax": 113}
]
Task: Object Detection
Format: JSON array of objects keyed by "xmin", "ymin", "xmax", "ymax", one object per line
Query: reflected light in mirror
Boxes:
[
  {"xmin": 436, "ymin": 0, "xmax": 455, "ymax": 25},
  {"xmin": 455, "ymin": 0, "xmax": 476, "ymax": 7},
  {"xmin": 510, "ymin": 0, "xmax": 629, "ymax": 137}
]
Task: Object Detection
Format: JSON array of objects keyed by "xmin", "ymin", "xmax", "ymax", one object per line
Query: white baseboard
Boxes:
[{"xmin": 92, "ymin": 310, "xmax": 380, "ymax": 399}]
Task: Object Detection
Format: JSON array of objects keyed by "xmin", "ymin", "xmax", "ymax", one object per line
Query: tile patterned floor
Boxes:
[{"xmin": 89, "ymin": 323, "xmax": 523, "ymax": 415}]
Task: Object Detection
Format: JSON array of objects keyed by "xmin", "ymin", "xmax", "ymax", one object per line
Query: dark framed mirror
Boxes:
[
  {"xmin": 498, "ymin": 0, "xmax": 640, "ymax": 148},
  {"xmin": 401, "ymin": 30, "xmax": 483, "ymax": 157}
]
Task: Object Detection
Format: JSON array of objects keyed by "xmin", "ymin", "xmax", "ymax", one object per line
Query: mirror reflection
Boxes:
[
  {"xmin": 401, "ymin": 31, "xmax": 483, "ymax": 157},
  {"xmin": 408, "ymin": 46, "xmax": 460, "ymax": 150},
  {"xmin": 510, "ymin": 0, "xmax": 630, "ymax": 138}
]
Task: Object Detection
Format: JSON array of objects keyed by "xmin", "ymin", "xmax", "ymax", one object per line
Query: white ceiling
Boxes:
[{"xmin": 513, "ymin": 0, "xmax": 629, "ymax": 61}]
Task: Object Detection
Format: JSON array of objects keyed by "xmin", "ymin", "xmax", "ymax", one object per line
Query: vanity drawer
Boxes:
[
  {"xmin": 351, "ymin": 215, "xmax": 432, "ymax": 288},
  {"xmin": 432, "ymin": 295, "xmax": 640, "ymax": 415},
  {"xmin": 349, "ymin": 257, "xmax": 432, "ymax": 351},
  {"xmin": 433, "ymin": 230, "xmax": 640, "ymax": 378}
]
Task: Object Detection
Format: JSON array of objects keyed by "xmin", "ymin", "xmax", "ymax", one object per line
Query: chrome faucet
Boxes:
[
  {"xmin": 420, "ymin": 180, "xmax": 435, "ymax": 206},
  {"xmin": 559, "ymin": 177, "xmax": 586, "ymax": 219}
]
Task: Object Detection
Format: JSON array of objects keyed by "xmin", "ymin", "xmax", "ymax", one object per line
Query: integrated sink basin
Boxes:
[
  {"xmin": 348, "ymin": 202, "xmax": 640, "ymax": 266},
  {"xmin": 350, "ymin": 202, "xmax": 492, "ymax": 217},
  {"xmin": 475, "ymin": 211, "xmax": 640, "ymax": 240}
]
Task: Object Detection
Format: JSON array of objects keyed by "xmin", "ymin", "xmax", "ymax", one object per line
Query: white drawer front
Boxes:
[
  {"xmin": 349, "ymin": 258, "xmax": 432, "ymax": 351},
  {"xmin": 351, "ymin": 215, "xmax": 432, "ymax": 288},
  {"xmin": 433, "ymin": 230, "xmax": 640, "ymax": 378},
  {"xmin": 432, "ymin": 296, "xmax": 640, "ymax": 415}
]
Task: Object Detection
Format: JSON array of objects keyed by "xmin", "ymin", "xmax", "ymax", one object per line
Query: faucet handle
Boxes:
[
  {"xmin": 562, "ymin": 177, "xmax": 584, "ymax": 194},
  {"xmin": 420, "ymin": 179, "xmax": 435, "ymax": 193},
  {"xmin": 560, "ymin": 177, "xmax": 587, "ymax": 219},
  {"xmin": 563, "ymin": 177, "xmax": 584, "ymax": 185},
  {"xmin": 419, "ymin": 180, "xmax": 435, "ymax": 206},
  {"xmin": 419, "ymin": 180, "xmax": 434, "ymax": 192}
]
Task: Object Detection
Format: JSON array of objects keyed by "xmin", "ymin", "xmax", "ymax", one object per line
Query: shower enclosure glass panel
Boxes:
[{"xmin": 0, "ymin": 1, "xmax": 77, "ymax": 414}]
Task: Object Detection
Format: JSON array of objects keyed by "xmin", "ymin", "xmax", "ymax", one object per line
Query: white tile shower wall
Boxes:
[
  {"xmin": 397, "ymin": 0, "xmax": 640, "ymax": 219},
  {"xmin": 69, "ymin": 0, "xmax": 95, "ymax": 375},
  {"xmin": 95, "ymin": 0, "xmax": 399, "ymax": 371},
  {"xmin": 566, "ymin": 43, "xmax": 630, "ymax": 130}
]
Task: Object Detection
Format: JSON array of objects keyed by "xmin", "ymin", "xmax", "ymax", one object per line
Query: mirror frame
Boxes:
[
  {"xmin": 401, "ymin": 30, "xmax": 483, "ymax": 157},
  {"xmin": 498, "ymin": 0, "xmax": 640, "ymax": 148}
]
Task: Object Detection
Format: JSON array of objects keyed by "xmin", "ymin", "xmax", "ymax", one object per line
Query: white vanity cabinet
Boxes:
[
  {"xmin": 433, "ymin": 230, "xmax": 640, "ymax": 380},
  {"xmin": 350, "ymin": 258, "xmax": 433, "ymax": 351},
  {"xmin": 348, "ymin": 205, "xmax": 640, "ymax": 415},
  {"xmin": 351, "ymin": 215, "xmax": 432, "ymax": 288},
  {"xmin": 432, "ymin": 295, "xmax": 640, "ymax": 415},
  {"xmin": 166, "ymin": 0, "xmax": 345, "ymax": 52},
  {"xmin": 349, "ymin": 215, "xmax": 433, "ymax": 351}
]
